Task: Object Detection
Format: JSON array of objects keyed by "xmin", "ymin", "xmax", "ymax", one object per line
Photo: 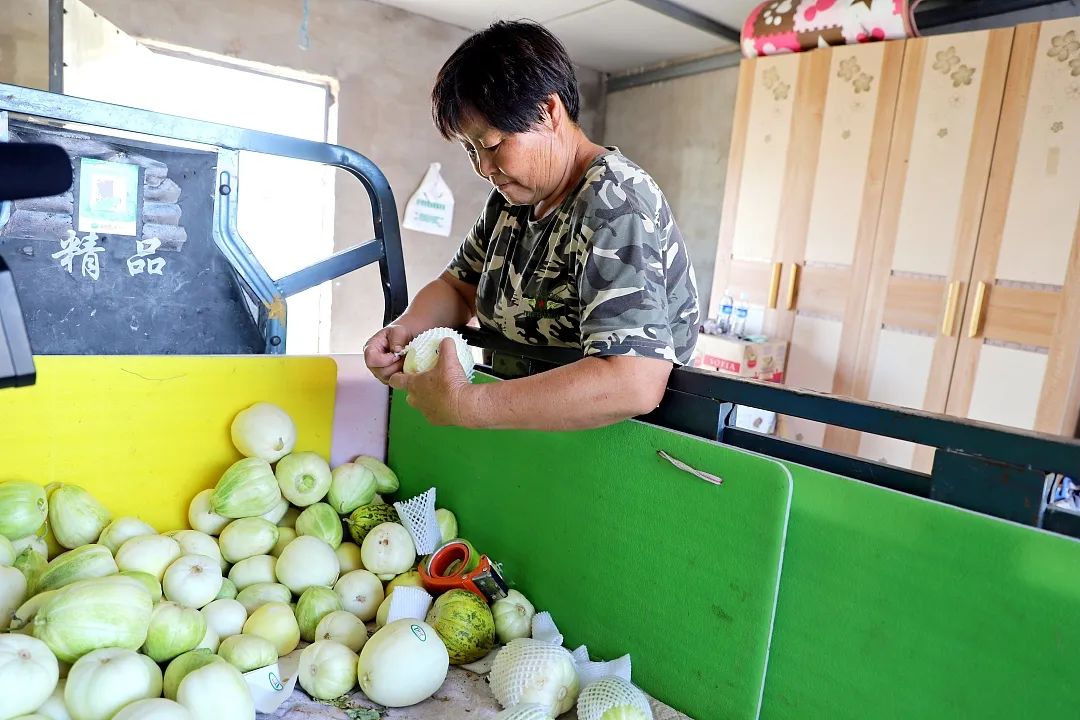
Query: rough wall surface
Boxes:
[
  {"xmin": 604, "ymin": 67, "xmax": 740, "ymax": 316},
  {"xmin": 0, "ymin": 0, "xmax": 48, "ymax": 89}
]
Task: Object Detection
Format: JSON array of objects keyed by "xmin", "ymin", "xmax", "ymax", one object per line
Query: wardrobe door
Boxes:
[
  {"xmin": 712, "ymin": 53, "xmax": 814, "ymax": 329},
  {"xmin": 777, "ymin": 40, "xmax": 904, "ymax": 449},
  {"xmin": 848, "ymin": 29, "xmax": 1014, "ymax": 470},
  {"xmin": 947, "ymin": 18, "xmax": 1080, "ymax": 436}
]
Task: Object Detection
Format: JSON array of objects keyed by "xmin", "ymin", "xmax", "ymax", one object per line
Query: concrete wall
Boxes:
[
  {"xmin": 0, "ymin": 0, "xmax": 49, "ymax": 88},
  {"xmin": 1, "ymin": 0, "xmax": 606, "ymax": 351},
  {"xmin": 603, "ymin": 66, "xmax": 739, "ymax": 316}
]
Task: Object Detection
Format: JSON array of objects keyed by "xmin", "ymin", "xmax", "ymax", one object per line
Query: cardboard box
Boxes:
[{"xmin": 692, "ymin": 333, "xmax": 787, "ymax": 382}]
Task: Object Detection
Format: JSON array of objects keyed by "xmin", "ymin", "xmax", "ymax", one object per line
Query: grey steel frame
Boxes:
[
  {"xmin": 0, "ymin": 83, "xmax": 408, "ymax": 353},
  {"xmin": 0, "ymin": 256, "xmax": 35, "ymax": 389},
  {"xmin": 624, "ymin": 0, "xmax": 742, "ymax": 41},
  {"xmin": 608, "ymin": 0, "xmax": 1078, "ymax": 93}
]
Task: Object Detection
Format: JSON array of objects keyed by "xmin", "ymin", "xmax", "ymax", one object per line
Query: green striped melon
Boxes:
[
  {"xmin": 425, "ymin": 589, "xmax": 495, "ymax": 665},
  {"xmin": 36, "ymin": 544, "xmax": 117, "ymax": 593},
  {"xmin": 346, "ymin": 504, "xmax": 400, "ymax": 544},
  {"xmin": 33, "ymin": 577, "xmax": 153, "ymax": 663}
]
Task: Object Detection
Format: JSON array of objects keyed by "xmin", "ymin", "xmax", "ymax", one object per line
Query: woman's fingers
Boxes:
[
  {"xmin": 385, "ymin": 325, "xmax": 414, "ymax": 354},
  {"xmin": 365, "ymin": 325, "xmax": 417, "ymax": 384}
]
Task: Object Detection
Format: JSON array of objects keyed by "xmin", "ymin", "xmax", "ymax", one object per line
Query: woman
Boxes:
[{"xmin": 364, "ymin": 21, "xmax": 699, "ymax": 431}]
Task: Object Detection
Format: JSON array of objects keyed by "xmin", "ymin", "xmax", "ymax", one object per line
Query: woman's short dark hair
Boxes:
[{"xmin": 432, "ymin": 21, "xmax": 581, "ymax": 140}]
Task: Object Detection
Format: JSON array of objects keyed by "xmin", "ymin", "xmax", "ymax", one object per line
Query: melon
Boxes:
[
  {"xmin": 357, "ymin": 619, "xmax": 448, "ymax": 708},
  {"xmin": 346, "ymin": 504, "xmax": 400, "ymax": 545},
  {"xmin": 403, "ymin": 327, "xmax": 475, "ymax": 379},
  {"xmin": 493, "ymin": 705, "xmax": 554, "ymax": 720},
  {"xmin": 577, "ymin": 676, "xmax": 653, "ymax": 720},
  {"xmin": 425, "ymin": 589, "xmax": 495, "ymax": 665},
  {"xmin": 385, "ymin": 570, "xmax": 424, "ymax": 594},
  {"xmin": 600, "ymin": 707, "xmax": 651, "ymax": 720}
]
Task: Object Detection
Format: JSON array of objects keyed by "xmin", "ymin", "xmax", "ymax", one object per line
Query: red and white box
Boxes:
[{"xmin": 693, "ymin": 333, "xmax": 787, "ymax": 382}]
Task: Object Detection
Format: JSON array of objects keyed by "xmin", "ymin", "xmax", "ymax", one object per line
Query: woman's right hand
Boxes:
[
  {"xmin": 364, "ymin": 324, "xmax": 415, "ymax": 384},
  {"xmin": 363, "ymin": 272, "xmax": 477, "ymax": 384}
]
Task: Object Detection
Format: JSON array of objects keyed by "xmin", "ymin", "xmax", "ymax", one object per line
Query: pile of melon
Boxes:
[{"xmin": 0, "ymin": 402, "xmax": 651, "ymax": 720}]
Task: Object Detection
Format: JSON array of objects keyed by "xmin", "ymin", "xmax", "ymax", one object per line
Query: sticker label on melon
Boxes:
[{"xmin": 411, "ymin": 624, "xmax": 427, "ymax": 641}]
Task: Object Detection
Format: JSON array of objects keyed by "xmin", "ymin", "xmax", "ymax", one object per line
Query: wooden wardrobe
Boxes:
[{"xmin": 712, "ymin": 16, "xmax": 1080, "ymax": 469}]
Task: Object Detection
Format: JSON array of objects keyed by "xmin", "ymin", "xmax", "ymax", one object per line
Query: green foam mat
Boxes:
[
  {"xmin": 761, "ymin": 461, "xmax": 1080, "ymax": 719},
  {"xmin": 389, "ymin": 384, "xmax": 793, "ymax": 720}
]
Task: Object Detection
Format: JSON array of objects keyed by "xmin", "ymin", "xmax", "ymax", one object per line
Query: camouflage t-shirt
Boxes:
[{"xmin": 446, "ymin": 149, "xmax": 700, "ymax": 364}]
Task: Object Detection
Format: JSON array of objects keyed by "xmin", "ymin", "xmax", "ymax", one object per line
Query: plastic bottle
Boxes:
[
  {"xmin": 718, "ymin": 291, "xmax": 735, "ymax": 335},
  {"xmin": 732, "ymin": 293, "xmax": 749, "ymax": 338}
]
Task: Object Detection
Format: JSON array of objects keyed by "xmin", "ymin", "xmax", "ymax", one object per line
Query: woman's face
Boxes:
[{"xmin": 456, "ymin": 109, "xmax": 563, "ymax": 207}]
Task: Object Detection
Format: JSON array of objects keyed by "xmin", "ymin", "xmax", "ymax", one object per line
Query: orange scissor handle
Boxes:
[
  {"xmin": 419, "ymin": 540, "xmax": 493, "ymax": 599},
  {"xmin": 425, "ymin": 540, "xmax": 473, "ymax": 578}
]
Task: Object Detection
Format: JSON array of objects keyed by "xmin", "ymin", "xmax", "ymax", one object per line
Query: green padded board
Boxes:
[
  {"xmin": 389, "ymin": 385, "xmax": 793, "ymax": 720},
  {"xmin": 761, "ymin": 462, "xmax": 1080, "ymax": 719}
]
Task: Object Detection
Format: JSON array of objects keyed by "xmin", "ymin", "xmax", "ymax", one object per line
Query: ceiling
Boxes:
[{"xmin": 369, "ymin": 0, "xmax": 761, "ymax": 73}]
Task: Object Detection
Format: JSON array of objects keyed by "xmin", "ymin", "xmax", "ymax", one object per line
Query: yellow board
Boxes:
[{"xmin": 0, "ymin": 356, "xmax": 338, "ymax": 531}]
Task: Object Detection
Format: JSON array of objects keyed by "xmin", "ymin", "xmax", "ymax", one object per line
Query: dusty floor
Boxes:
[{"xmin": 264, "ymin": 665, "xmax": 692, "ymax": 720}]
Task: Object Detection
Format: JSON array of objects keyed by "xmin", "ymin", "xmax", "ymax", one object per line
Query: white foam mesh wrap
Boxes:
[
  {"xmin": 393, "ymin": 487, "xmax": 441, "ymax": 554},
  {"xmin": 385, "ymin": 585, "xmax": 433, "ymax": 625},
  {"xmin": 577, "ymin": 677, "xmax": 653, "ymax": 720},
  {"xmin": 403, "ymin": 327, "xmax": 475, "ymax": 378},
  {"xmin": 531, "ymin": 611, "xmax": 563, "ymax": 646},
  {"xmin": 492, "ymin": 704, "xmax": 554, "ymax": 720},
  {"xmin": 576, "ymin": 653, "xmax": 633, "ymax": 687},
  {"xmin": 490, "ymin": 638, "xmax": 580, "ymax": 713}
]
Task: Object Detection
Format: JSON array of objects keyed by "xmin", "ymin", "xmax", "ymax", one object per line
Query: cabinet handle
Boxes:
[
  {"xmin": 968, "ymin": 281, "xmax": 989, "ymax": 338},
  {"xmin": 785, "ymin": 263, "xmax": 800, "ymax": 310},
  {"xmin": 941, "ymin": 281, "xmax": 962, "ymax": 336},
  {"xmin": 768, "ymin": 262, "xmax": 782, "ymax": 309}
]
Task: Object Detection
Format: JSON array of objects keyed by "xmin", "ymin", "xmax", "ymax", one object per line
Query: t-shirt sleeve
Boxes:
[
  {"xmin": 575, "ymin": 182, "xmax": 687, "ymax": 363},
  {"xmin": 445, "ymin": 191, "xmax": 499, "ymax": 286}
]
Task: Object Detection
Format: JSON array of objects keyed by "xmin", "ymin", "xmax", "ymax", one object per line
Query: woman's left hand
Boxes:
[{"xmin": 388, "ymin": 338, "xmax": 477, "ymax": 427}]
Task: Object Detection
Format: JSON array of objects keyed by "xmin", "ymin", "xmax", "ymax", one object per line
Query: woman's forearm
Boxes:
[
  {"xmin": 461, "ymin": 356, "xmax": 672, "ymax": 431},
  {"xmin": 395, "ymin": 273, "xmax": 475, "ymax": 337}
]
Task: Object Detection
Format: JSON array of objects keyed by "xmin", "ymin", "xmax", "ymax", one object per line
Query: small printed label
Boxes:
[
  {"xmin": 411, "ymin": 624, "xmax": 427, "ymax": 642},
  {"xmin": 703, "ymin": 354, "xmax": 742, "ymax": 373},
  {"xmin": 243, "ymin": 662, "xmax": 296, "ymax": 714}
]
